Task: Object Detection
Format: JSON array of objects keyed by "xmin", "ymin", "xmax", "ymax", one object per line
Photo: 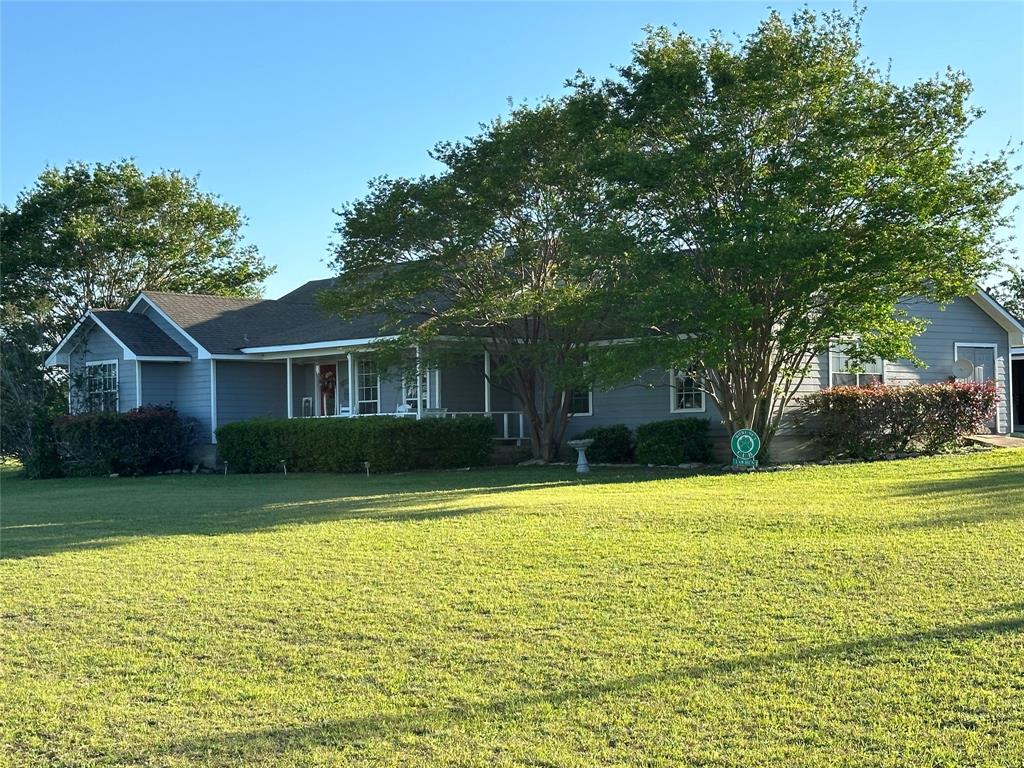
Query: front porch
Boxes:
[{"xmin": 278, "ymin": 350, "xmax": 528, "ymax": 442}]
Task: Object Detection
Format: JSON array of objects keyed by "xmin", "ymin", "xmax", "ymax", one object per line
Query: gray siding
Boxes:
[
  {"xmin": 216, "ymin": 361, "xmax": 287, "ymax": 426},
  {"xmin": 176, "ymin": 358, "xmax": 213, "ymax": 443},
  {"xmin": 886, "ymin": 296, "xmax": 1010, "ymax": 431},
  {"xmin": 69, "ymin": 324, "xmax": 137, "ymax": 411},
  {"xmin": 140, "ymin": 362, "xmax": 180, "ymax": 407}
]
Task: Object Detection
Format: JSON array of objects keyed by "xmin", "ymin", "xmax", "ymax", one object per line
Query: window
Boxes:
[
  {"xmin": 567, "ymin": 387, "xmax": 592, "ymax": 416},
  {"xmin": 829, "ymin": 341, "xmax": 884, "ymax": 387},
  {"xmin": 83, "ymin": 360, "xmax": 118, "ymax": 412},
  {"xmin": 357, "ymin": 358, "xmax": 380, "ymax": 415},
  {"xmin": 670, "ymin": 368, "xmax": 705, "ymax": 412},
  {"xmin": 403, "ymin": 369, "xmax": 429, "ymax": 412}
]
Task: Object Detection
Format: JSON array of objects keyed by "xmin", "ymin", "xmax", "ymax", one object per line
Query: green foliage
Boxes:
[
  {"xmin": 990, "ymin": 266, "xmax": 1024, "ymax": 320},
  {"xmin": 635, "ymin": 418, "xmax": 712, "ymax": 465},
  {"xmin": 803, "ymin": 381, "xmax": 999, "ymax": 459},
  {"xmin": 51, "ymin": 406, "xmax": 198, "ymax": 476},
  {"xmin": 324, "ymin": 97, "xmax": 635, "ymax": 461},
  {"xmin": 0, "ymin": 159, "xmax": 273, "ymax": 463},
  {"xmin": 1, "ymin": 159, "xmax": 273, "ymax": 339},
  {"xmin": 216, "ymin": 416, "xmax": 496, "ymax": 474},
  {"xmin": 575, "ymin": 423, "xmax": 635, "ymax": 463},
  {"xmin": 591, "ymin": 8, "xmax": 1019, "ymax": 447}
]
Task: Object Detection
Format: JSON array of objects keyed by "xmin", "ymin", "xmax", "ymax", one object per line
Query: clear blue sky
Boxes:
[{"xmin": 3, "ymin": 1, "xmax": 1022, "ymax": 298}]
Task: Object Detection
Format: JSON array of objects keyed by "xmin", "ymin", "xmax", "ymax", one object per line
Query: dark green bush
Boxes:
[
  {"xmin": 216, "ymin": 416, "xmax": 495, "ymax": 473},
  {"xmin": 575, "ymin": 424, "xmax": 635, "ymax": 463},
  {"xmin": 52, "ymin": 406, "xmax": 198, "ymax": 476},
  {"xmin": 803, "ymin": 381, "xmax": 999, "ymax": 459},
  {"xmin": 635, "ymin": 418, "xmax": 712, "ymax": 465}
]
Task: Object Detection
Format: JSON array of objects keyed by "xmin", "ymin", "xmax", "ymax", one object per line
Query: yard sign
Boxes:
[{"xmin": 731, "ymin": 429, "xmax": 760, "ymax": 469}]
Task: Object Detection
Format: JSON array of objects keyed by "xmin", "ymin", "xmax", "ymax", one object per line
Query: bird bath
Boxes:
[{"xmin": 567, "ymin": 438, "xmax": 595, "ymax": 474}]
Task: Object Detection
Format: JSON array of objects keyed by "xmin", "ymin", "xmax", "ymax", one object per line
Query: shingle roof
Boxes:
[
  {"xmin": 140, "ymin": 282, "xmax": 401, "ymax": 353},
  {"xmin": 90, "ymin": 310, "xmax": 190, "ymax": 357}
]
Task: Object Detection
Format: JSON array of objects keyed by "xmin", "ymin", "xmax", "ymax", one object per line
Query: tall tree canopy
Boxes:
[
  {"xmin": 591, "ymin": 9, "xmax": 1018, "ymax": 449},
  {"xmin": 1, "ymin": 159, "xmax": 274, "ymax": 466},
  {"xmin": 324, "ymin": 98, "xmax": 636, "ymax": 460},
  {"xmin": 2, "ymin": 159, "xmax": 274, "ymax": 343}
]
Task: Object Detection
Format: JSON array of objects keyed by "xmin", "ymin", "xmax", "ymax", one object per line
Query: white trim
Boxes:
[
  {"xmin": 827, "ymin": 339, "xmax": 886, "ymax": 387},
  {"xmin": 82, "ymin": 359, "xmax": 120, "ymax": 413},
  {"xmin": 483, "ymin": 350, "xmax": 492, "ymax": 414},
  {"xmin": 129, "ymin": 293, "xmax": 211, "ymax": 359},
  {"xmin": 239, "ymin": 335, "xmax": 401, "ymax": 355},
  {"xmin": 356, "ymin": 356, "xmax": 381, "ymax": 415},
  {"xmin": 414, "ymin": 347, "xmax": 424, "ymax": 420},
  {"xmin": 954, "ymin": 342, "xmax": 1004, "ymax": 433},
  {"xmin": 135, "ymin": 355, "xmax": 192, "ymax": 362},
  {"xmin": 135, "ymin": 359, "xmax": 142, "ymax": 409},
  {"xmin": 669, "ymin": 368, "xmax": 707, "ymax": 413},
  {"xmin": 210, "ymin": 359, "xmax": 218, "ymax": 443},
  {"xmin": 286, "ymin": 357, "xmax": 294, "ymax": 419},
  {"xmin": 45, "ymin": 313, "xmax": 92, "ymax": 366},
  {"xmin": 567, "ymin": 386, "xmax": 593, "ymax": 417},
  {"xmin": 347, "ymin": 353, "xmax": 356, "ymax": 414},
  {"xmin": 969, "ymin": 290, "xmax": 1024, "ymax": 343}
]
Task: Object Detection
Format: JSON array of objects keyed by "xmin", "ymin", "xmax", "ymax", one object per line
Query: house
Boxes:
[{"xmin": 45, "ymin": 279, "xmax": 1024, "ymax": 463}]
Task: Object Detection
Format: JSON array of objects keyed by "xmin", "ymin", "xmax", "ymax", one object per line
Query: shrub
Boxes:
[
  {"xmin": 216, "ymin": 416, "xmax": 495, "ymax": 474},
  {"xmin": 52, "ymin": 406, "xmax": 198, "ymax": 476},
  {"xmin": 803, "ymin": 381, "xmax": 998, "ymax": 459},
  {"xmin": 575, "ymin": 424, "xmax": 635, "ymax": 463},
  {"xmin": 635, "ymin": 418, "xmax": 712, "ymax": 465}
]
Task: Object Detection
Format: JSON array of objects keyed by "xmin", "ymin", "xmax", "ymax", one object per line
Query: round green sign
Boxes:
[{"xmin": 731, "ymin": 429, "xmax": 761, "ymax": 460}]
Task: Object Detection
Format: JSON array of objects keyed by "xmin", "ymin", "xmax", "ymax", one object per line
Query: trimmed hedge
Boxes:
[
  {"xmin": 575, "ymin": 424, "xmax": 635, "ymax": 463},
  {"xmin": 635, "ymin": 418, "xmax": 712, "ymax": 465},
  {"xmin": 216, "ymin": 416, "xmax": 495, "ymax": 473},
  {"xmin": 52, "ymin": 406, "xmax": 198, "ymax": 477},
  {"xmin": 803, "ymin": 381, "xmax": 998, "ymax": 459}
]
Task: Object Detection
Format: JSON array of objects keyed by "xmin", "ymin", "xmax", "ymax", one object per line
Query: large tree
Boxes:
[
  {"xmin": 590, "ymin": 9, "xmax": 1018, "ymax": 453},
  {"xmin": 1, "ymin": 160, "xmax": 274, "ymax": 466},
  {"xmin": 990, "ymin": 264, "xmax": 1024, "ymax": 320},
  {"xmin": 323, "ymin": 98, "xmax": 636, "ymax": 460}
]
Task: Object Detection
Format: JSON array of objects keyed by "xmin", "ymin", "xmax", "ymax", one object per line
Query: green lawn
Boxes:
[{"xmin": 2, "ymin": 452, "xmax": 1023, "ymax": 767}]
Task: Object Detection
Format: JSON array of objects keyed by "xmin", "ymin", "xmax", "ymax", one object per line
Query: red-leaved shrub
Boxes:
[{"xmin": 802, "ymin": 381, "xmax": 998, "ymax": 459}]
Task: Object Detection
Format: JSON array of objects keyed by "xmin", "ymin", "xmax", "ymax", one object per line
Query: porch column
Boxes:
[
  {"xmin": 335, "ymin": 358, "xmax": 342, "ymax": 415},
  {"xmin": 286, "ymin": 357, "xmax": 293, "ymax": 418},
  {"xmin": 347, "ymin": 353, "xmax": 356, "ymax": 415},
  {"xmin": 483, "ymin": 350, "xmax": 492, "ymax": 415},
  {"xmin": 415, "ymin": 346, "xmax": 424, "ymax": 420},
  {"xmin": 313, "ymin": 364, "xmax": 321, "ymax": 417}
]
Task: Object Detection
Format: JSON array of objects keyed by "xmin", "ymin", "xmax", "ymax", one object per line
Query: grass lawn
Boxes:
[{"xmin": 2, "ymin": 451, "xmax": 1023, "ymax": 767}]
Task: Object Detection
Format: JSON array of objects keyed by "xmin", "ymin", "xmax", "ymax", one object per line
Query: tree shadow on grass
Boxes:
[
  {"xmin": 0, "ymin": 466, "xmax": 686, "ymax": 560},
  {"xmin": 889, "ymin": 463, "xmax": 1024, "ymax": 529},
  {"xmin": 149, "ymin": 607, "xmax": 1024, "ymax": 763}
]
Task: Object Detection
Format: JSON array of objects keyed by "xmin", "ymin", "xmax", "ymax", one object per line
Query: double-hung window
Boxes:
[
  {"xmin": 670, "ymin": 368, "xmax": 705, "ymax": 412},
  {"xmin": 84, "ymin": 360, "xmax": 118, "ymax": 413},
  {"xmin": 829, "ymin": 341, "xmax": 884, "ymax": 387},
  {"xmin": 567, "ymin": 387, "xmax": 593, "ymax": 417},
  {"xmin": 357, "ymin": 358, "xmax": 380, "ymax": 415}
]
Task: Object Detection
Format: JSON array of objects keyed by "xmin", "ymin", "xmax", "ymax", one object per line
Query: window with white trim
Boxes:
[
  {"xmin": 670, "ymin": 368, "xmax": 705, "ymax": 412},
  {"xmin": 829, "ymin": 341, "xmax": 884, "ymax": 387},
  {"xmin": 84, "ymin": 360, "xmax": 118, "ymax": 412},
  {"xmin": 357, "ymin": 358, "xmax": 380, "ymax": 415},
  {"xmin": 567, "ymin": 387, "xmax": 593, "ymax": 416}
]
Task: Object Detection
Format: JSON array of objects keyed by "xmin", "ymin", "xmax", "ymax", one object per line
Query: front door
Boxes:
[{"xmin": 318, "ymin": 363, "xmax": 337, "ymax": 417}]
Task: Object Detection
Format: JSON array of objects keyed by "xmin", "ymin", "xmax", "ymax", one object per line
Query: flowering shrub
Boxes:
[{"xmin": 803, "ymin": 381, "xmax": 998, "ymax": 459}]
